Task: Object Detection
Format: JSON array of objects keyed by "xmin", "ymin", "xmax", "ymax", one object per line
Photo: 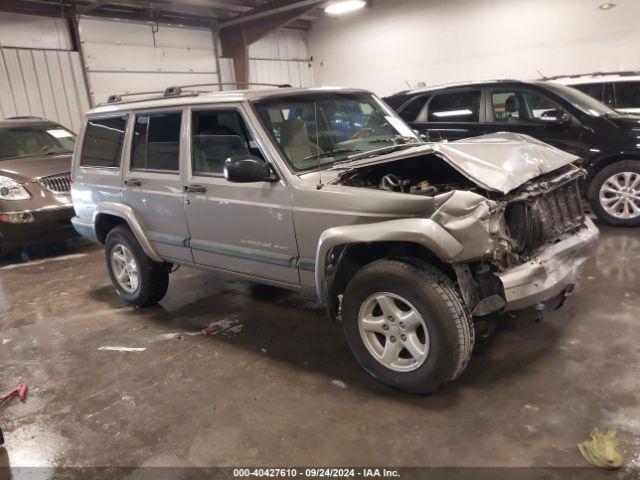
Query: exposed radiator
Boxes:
[
  {"xmin": 506, "ymin": 180, "xmax": 584, "ymax": 252},
  {"xmin": 38, "ymin": 172, "xmax": 71, "ymax": 194}
]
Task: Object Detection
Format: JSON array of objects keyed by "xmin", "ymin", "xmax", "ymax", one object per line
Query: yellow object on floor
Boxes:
[{"xmin": 578, "ymin": 428, "xmax": 624, "ymax": 469}]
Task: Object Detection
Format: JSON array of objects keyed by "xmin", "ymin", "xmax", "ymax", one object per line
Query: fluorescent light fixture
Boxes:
[
  {"xmin": 432, "ymin": 109, "xmax": 473, "ymax": 118},
  {"xmin": 325, "ymin": 0, "xmax": 366, "ymax": 15},
  {"xmin": 598, "ymin": 3, "xmax": 616, "ymax": 10}
]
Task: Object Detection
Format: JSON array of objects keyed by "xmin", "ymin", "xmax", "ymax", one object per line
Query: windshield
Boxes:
[
  {"xmin": 544, "ymin": 83, "xmax": 619, "ymax": 116},
  {"xmin": 0, "ymin": 124, "xmax": 76, "ymax": 161},
  {"xmin": 253, "ymin": 92, "xmax": 420, "ymax": 171}
]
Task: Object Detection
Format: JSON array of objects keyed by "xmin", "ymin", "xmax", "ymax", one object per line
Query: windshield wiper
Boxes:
[
  {"xmin": 303, "ymin": 148, "xmax": 361, "ymax": 161},
  {"xmin": 345, "ymin": 143, "xmax": 424, "ymax": 162}
]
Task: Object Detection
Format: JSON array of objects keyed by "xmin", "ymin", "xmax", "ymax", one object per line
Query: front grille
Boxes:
[
  {"xmin": 39, "ymin": 172, "xmax": 71, "ymax": 194},
  {"xmin": 506, "ymin": 180, "xmax": 584, "ymax": 252}
]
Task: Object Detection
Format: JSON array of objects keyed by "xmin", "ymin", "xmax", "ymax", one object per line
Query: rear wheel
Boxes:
[
  {"xmin": 341, "ymin": 258, "xmax": 474, "ymax": 394},
  {"xmin": 105, "ymin": 226, "xmax": 169, "ymax": 307},
  {"xmin": 588, "ymin": 160, "xmax": 640, "ymax": 227}
]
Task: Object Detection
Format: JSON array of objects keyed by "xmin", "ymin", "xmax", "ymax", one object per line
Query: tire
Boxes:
[
  {"xmin": 104, "ymin": 225, "xmax": 169, "ymax": 307},
  {"xmin": 588, "ymin": 160, "xmax": 640, "ymax": 227},
  {"xmin": 341, "ymin": 258, "xmax": 474, "ymax": 394}
]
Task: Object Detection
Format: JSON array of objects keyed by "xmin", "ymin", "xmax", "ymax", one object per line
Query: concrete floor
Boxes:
[{"xmin": 0, "ymin": 224, "xmax": 639, "ymax": 477}]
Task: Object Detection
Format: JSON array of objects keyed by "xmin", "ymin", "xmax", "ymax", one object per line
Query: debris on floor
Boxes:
[
  {"xmin": 578, "ymin": 428, "xmax": 624, "ymax": 469},
  {"xmin": 97, "ymin": 346, "xmax": 146, "ymax": 352},
  {"xmin": 201, "ymin": 318, "xmax": 239, "ymax": 336},
  {"xmin": 0, "ymin": 383, "xmax": 27, "ymax": 406},
  {"xmin": 331, "ymin": 379, "xmax": 347, "ymax": 389}
]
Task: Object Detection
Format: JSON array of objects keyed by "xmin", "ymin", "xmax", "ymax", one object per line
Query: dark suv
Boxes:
[
  {"xmin": 385, "ymin": 80, "xmax": 640, "ymax": 226},
  {"xmin": 0, "ymin": 117, "xmax": 77, "ymax": 255}
]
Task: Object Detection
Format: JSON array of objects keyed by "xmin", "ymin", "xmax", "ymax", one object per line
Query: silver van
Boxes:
[{"xmin": 71, "ymin": 85, "xmax": 598, "ymax": 393}]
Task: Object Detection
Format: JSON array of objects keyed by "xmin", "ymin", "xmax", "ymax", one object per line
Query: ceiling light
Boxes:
[
  {"xmin": 598, "ymin": 3, "xmax": 616, "ymax": 10},
  {"xmin": 325, "ymin": 0, "xmax": 366, "ymax": 15}
]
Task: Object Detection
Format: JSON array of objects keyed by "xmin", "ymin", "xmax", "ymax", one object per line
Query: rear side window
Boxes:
[
  {"xmin": 573, "ymin": 83, "xmax": 605, "ymax": 102},
  {"xmin": 80, "ymin": 116, "xmax": 127, "ymax": 168},
  {"xmin": 427, "ymin": 91, "xmax": 481, "ymax": 122},
  {"xmin": 614, "ymin": 81, "xmax": 640, "ymax": 108},
  {"xmin": 131, "ymin": 112, "xmax": 181, "ymax": 172}
]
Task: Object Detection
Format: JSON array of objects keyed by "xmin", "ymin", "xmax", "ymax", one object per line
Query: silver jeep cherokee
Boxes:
[{"xmin": 71, "ymin": 85, "xmax": 598, "ymax": 393}]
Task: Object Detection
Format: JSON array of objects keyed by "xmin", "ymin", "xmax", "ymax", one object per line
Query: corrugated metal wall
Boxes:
[
  {"xmin": 249, "ymin": 29, "xmax": 313, "ymax": 87},
  {"xmin": 0, "ymin": 47, "xmax": 90, "ymax": 132}
]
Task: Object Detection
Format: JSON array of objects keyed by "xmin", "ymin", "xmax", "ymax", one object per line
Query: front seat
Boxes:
[
  {"xmin": 503, "ymin": 95, "xmax": 522, "ymax": 122},
  {"xmin": 279, "ymin": 119, "xmax": 322, "ymax": 168}
]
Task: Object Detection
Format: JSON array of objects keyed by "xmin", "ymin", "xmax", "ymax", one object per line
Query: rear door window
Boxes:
[
  {"xmin": 427, "ymin": 91, "xmax": 481, "ymax": 122},
  {"xmin": 80, "ymin": 116, "xmax": 128, "ymax": 168},
  {"xmin": 614, "ymin": 81, "xmax": 640, "ymax": 109},
  {"xmin": 131, "ymin": 112, "xmax": 181, "ymax": 172}
]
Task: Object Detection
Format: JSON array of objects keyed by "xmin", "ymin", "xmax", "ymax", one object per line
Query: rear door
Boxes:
[
  {"xmin": 410, "ymin": 88, "xmax": 485, "ymax": 141},
  {"xmin": 121, "ymin": 108, "xmax": 192, "ymax": 263},
  {"xmin": 183, "ymin": 104, "xmax": 299, "ymax": 286},
  {"xmin": 484, "ymin": 87, "xmax": 588, "ymax": 157}
]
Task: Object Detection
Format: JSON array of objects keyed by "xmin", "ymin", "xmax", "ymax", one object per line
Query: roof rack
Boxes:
[
  {"xmin": 5, "ymin": 115, "xmax": 45, "ymax": 120},
  {"xmin": 542, "ymin": 71, "xmax": 640, "ymax": 80},
  {"xmin": 105, "ymin": 82, "xmax": 292, "ymax": 104}
]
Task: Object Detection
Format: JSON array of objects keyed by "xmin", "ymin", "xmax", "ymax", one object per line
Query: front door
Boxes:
[
  {"xmin": 183, "ymin": 105, "xmax": 299, "ymax": 286},
  {"xmin": 484, "ymin": 88, "xmax": 588, "ymax": 158},
  {"xmin": 122, "ymin": 109, "xmax": 193, "ymax": 263},
  {"xmin": 410, "ymin": 89, "xmax": 486, "ymax": 141}
]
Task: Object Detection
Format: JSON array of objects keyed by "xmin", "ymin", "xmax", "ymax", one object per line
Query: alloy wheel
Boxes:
[
  {"xmin": 110, "ymin": 243, "xmax": 139, "ymax": 293},
  {"xmin": 357, "ymin": 292, "xmax": 430, "ymax": 372},
  {"xmin": 599, "ymin": 171, "xmax": 640, "ymax": 219}
]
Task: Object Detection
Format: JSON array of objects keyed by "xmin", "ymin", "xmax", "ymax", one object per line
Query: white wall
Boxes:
[
  {"xmin": 249, "ymin": 29, "xmax": 313, "ymax": 87},
  {"xmin": 308, "ymin": 0, "xmax": 640, "ymax": 96},
  {"xmin": 0, "ymin": 12, "xmax": 71, "ymax": 50}
]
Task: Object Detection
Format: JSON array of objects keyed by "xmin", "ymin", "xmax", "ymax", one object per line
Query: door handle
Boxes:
[
  {"xmin": 184, "ymin": 184, "xmax": 206, "ymax": 193},
  {"xmin": 124, "ymin": 179, "xmax": 142, "ymax": 187}
]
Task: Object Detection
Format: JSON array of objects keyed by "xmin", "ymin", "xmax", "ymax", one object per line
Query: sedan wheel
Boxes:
[{"xmin": 598, "ymin": 171, "xmax": 640, "ymax": 220}]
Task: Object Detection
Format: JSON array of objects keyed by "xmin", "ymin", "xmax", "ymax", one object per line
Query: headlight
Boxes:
[{"xmin": 0, "ymin": 176, "xmax": 30, "ymax": 200}]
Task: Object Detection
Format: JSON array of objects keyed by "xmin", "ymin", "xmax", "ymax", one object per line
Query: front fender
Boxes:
[
  {"xmin": 314, "ymin": 218, "xmax": 463, "ymax": 302},
  {"xmin": 94, "ymin": 202, "xmax": 163, "ymax": 262}
]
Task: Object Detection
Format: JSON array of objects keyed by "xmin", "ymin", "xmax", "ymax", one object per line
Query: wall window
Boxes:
[
  {"xmin": 131, "ymin": 112, "xmax": 181, "ymax": 172},
  {"xmin": 491, "ymin": 90, "xmax": 561, "ymax": 123},
  {"xmin": 614, "ymin": 81, "xmax": 640, "ymax": 109},
  {"xmin": 427, "ymin": 91, "xmax": 481, "ymax": 122},
  {"xmin": 80, "ymin": 116, "xmax": 127, "ymax": 167},
  {"xmin": 191, "ymin": 109, "xmax": 262, "ymax": 175}
]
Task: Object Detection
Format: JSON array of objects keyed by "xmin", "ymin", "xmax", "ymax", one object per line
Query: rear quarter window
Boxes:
[{"xmin": 80, "ymin": 116, "xmax": 128, "ymax": 168}]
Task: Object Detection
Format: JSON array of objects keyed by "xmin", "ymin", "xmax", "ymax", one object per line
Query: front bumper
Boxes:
[
  {"xmin": 0, "ymin": 205, "xmax": 77, "ymax": 247},
  {"xmin": 498, "ymin": 218, "xmax": 599, "ymax": 312}
]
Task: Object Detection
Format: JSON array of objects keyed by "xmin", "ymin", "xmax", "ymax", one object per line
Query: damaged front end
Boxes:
[
  {"xmin": 330, "ymin": 134, "xmax": 599, "ymax": 317},
  {"xmin": 448, "ymin": 164, "xmax": 598, "ymax": 317}
]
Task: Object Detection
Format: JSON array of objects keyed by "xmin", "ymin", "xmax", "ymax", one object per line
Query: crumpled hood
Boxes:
[{"xmin": 431, "ymin": 133, "xmax": 579, "ymax": 194}]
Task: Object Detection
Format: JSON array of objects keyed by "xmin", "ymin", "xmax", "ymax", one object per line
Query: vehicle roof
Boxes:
[
  {"xmin": 0, "ymin": 117, "xmax": 60, "ymax": 128},
  {"xmin": 546, "ymin": 73, "xmax": 640, "ymax": 85},
  {"xmin": 392, "ymin": 79, "xmax": 543, "ymax": 97},
  {"xmin": 88, "ymin": 86, "xmax": 371, "ymax": 116}
]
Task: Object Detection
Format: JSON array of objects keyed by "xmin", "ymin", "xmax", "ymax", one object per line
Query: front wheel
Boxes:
[
  {"xmin": 588, "ymin": 160, "xmax": 640, "ymax": 227},
  {"xmin": 105, "ymin": 226, "xmax": 169, "ymax": 307},
  {"xmin": 341, "ymin": 258, "xmax": 474, "ymax": 394}
]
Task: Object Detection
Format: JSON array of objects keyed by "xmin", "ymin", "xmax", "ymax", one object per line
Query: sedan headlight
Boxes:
[{"xmin": 0, "ymin": 176, "xmax": 30, "ymax": 200}]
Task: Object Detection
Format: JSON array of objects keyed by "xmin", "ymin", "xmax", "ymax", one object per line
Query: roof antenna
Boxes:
[
  {"xmin": 537, "ymin": 69, "xmax": 546, "ymax": 79},
  {"xmin": 314, "ymin": 101, "xmax": 324, "ymax": 190}
]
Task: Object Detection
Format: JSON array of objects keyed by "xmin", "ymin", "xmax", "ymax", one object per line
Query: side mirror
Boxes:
[
  {"xmin": 224, "ymin": 156, "xmax": 277, "ymax": 183},
  {"xmin": 540, "ymin": 109, "xmax": 571, "ymax": 125}
]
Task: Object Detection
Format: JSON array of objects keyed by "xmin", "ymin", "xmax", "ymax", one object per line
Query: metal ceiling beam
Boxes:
[{"xmin": 218, "ymin": 0, "xmax": 324, "ymax": 29}]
